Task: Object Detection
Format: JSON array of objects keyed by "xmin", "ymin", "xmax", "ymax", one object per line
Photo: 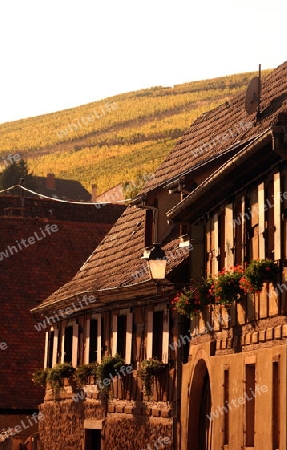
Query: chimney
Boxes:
[
  {"xmin": 92, "ymin": 184, "xmax": 97, "ymax": 202},
  {"xmin": 46, "ymin": 173, "xmax": 56, "ymax": 191}
]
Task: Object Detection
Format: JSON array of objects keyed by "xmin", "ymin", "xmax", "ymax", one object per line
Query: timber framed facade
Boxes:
[{"xmin": 31, "ymin": 62, "xmax": 287, "ymax": 450}]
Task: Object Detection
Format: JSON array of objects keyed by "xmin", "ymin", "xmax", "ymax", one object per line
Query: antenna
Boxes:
[{"xmin": 245, "ymin": 64, "xmax": 262, "ymax": 118}]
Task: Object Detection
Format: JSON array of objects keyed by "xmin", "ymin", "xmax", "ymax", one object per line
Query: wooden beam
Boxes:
[
  {"xmin": 84, "ymin": 319, "xmax": 90, "ymax": 365},
  {"xmin": 125, "ymin": 312, "xmax": 133, "ymax": 365},
  {"xmin": 52, "ymin": 328, "xmax": 58, "ymax": 368},
  {"xmin": 72, "ymin": 323, "xmax": 79, "ymax": 368}
]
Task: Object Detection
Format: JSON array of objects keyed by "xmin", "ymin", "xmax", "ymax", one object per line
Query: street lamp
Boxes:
[{"xmin": 147, "ymin": 243, "xmax": 167, "ymax": 280}]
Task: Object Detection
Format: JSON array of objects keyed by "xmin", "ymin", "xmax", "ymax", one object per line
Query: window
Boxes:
[
  {"xmin": 147, "ymin": 307, "xmax": 169, "ymax": 363},
  {"xmin": 64, "ymin": 326, "xmax": 73, "ymax": 363},
  {"xmin": 145, "ymin": 209, "xmax": 154, "ymax": 248},
  {"xmin": 265, "ymin": 179, "xmax": 275, "ymax": 259},
  {"xmin": 224, "ymin": 369, "xmax": 229, "ymax": 445},
  {"xmin": 272, "ymin": 361, "xmax": 280, "ymax": 449},
  {"xmin": 47, "ymin": 330, "xmax": 54, "ymax": 368},
  {"xmin": 218, "ymin": 210, "xmax": 225, "ymax": 271},
  {"xmin": 152, "ymin": 311, "xmax": 163, "ymax": 360},
  {"xmin": 117, "ymin": 315, "xmax": 127, "ymax": 359},
  {"xmin": 89, "ymin": 319, "xmax": 98, "ymax": 363},
  {"xmin": 245, "ymin": 364, "xmax": 255, "ymax": 447},
  {"xmin": 112, "ymin": 311, "xmax": 133, "ymax": 364},
  {"xmin": 85, "ymin": 315, "xmax": 102, "ymax": 364},
  {"xmin": 234, "ymin": 198, "xmax": 243, "ymax": 266}
]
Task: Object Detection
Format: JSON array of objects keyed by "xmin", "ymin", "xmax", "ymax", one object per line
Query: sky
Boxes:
[{"xmin": 0, "ymin": 0, "xmax": 286, "ymax": 125}]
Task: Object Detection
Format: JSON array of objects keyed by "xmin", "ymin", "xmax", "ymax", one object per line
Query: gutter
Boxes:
[{"xmin": 31, "ymin": 279, "xmax": 176, "ymax": 318}]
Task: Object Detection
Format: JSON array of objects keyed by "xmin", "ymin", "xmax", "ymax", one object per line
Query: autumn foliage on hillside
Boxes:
[{"xmin": 0, "ymin": 70, "xmax": 271, "ymax": 195}]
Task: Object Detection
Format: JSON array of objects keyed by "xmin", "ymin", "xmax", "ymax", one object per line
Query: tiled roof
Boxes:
[
  {"xmin": 0, "ymin": 195, "xmax": 124, "ymax": 410},
  {"xmin": 33, "ymin": 206, "xmax": 189, "ymax": 313},
  {"xmin": 36, "ymin": 175, "xmax": 91, "ymax": 201},
  {"xmin": 141, "ymin": 61, "xmax": 287, "ymax": 195},
  {"xmin": 33, "ymin": 62, "xmax": 287, "ymax": 314},
  {"xmin": 0, "ymin": 186, "xmax": 125, "ymax": 223}
]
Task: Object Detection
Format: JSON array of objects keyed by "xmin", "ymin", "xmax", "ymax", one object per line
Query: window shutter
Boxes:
[
  {"xmin": 258, "ymin": 182, "xmax": 265, "ymax": 259},
  {"xmin": 162, "ymin": 308, "xmax": 169, "ymax": 364},
  {"xmin": 95, "ymin": 314, "xmax": 102, "ymax": 363},
  {"xmin": 72, "ymin": 323, "xmax": 79, "ymax": 368},
  {"xmin": 84, "ymin": 319, "xmax": 90, "ymax": 364},
  {"xmin": 112, "ymin": 314, "xmax": 117, "ymax": 355},
  {"xmin": 52, "ymin": 328, "xmax": 59, "ymax": 367},
  {"xmin": 44, "ymin": 332, "xmax": 49, "ymax": 369},
  {"xmin": 125, "ymin": 312, "xmax": 133, "ymax": 364},
  {"xmin": 146, "ymin": 311, "xmax": 153, "ymax": 360}
]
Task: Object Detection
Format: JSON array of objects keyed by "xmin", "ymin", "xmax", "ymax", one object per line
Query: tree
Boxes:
[{"xmin": 0, "ymin": 159, "xmax": 39, "ymax": 191}]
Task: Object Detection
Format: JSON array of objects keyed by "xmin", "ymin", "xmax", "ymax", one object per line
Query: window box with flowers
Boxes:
[
  {"xmin": 211, "ymin": 266, "xmax": 245, "ymax": 305},
  {"xmin": 239, "ymin": 259, "xmax": 278, "ymax": 294},
  {"xmin": 171, "ymin": 289, "xmax": 201, "ymax": 318},
  {"xmin": 171, "ymin": 278, "xmax": 213, "ymax": 318}
]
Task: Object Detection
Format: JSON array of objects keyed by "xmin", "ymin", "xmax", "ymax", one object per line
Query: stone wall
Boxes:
[
  {"xmin": 39, "ymin": 398, "xmax": 173, "ymax": 450},
  {"xmin": 103, "ymin": 416, "xmax": 172, "ymax": 450},
  {"xmin": 39, "ymin": 400, "xmax": 85, "ymax": 450}
]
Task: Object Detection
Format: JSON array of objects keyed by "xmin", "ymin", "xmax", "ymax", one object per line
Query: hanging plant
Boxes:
[
  {"xmin": 240, "ymin": 259, "xmax": 278, "ymax": 294},
  {"xmin": 32, "ymin": 368, "xmax": 49, "ymax": 388},
  {"xmin": 211, "ymin": 266, "xmax": 245, "ymax": 305},
  {"xmin": 46, "ymin": 363, "xmax": 75, "ymax": 393},
  {"xmin": 75, "ymin": 362, "xmax": 98, "ymax": 386},
  {"xmin": 96, "ymin": 354, "xmax": 125, "ymax": 399},
  {"xmin": 171, "ymin": 287, "xmax": 205, "ymax": 318},
  {"xmin": 197, "ymin": 275, "xmax": 215, "ymax": 304},
  {"xmin": 138, "ymin": 359, "xmax": 165, "ymax": 398}
]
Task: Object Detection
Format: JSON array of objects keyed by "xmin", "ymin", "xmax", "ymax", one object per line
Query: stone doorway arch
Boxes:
[{"xmin": 187, "ymin": 358, "xmax": 212, "ymax": 450}]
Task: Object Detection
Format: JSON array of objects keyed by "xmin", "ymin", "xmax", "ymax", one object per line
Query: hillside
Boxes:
[{"xmin": 0, "ymin": 70, "xmax": 271, "ymax": 195}]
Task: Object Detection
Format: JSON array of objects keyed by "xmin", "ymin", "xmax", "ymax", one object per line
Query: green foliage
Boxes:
[
  {"xmin": 96, "ymin": 354, "xmax": 125, "ymax": 398},
  {"xmin": 212, "ymin": 266, "xmax": 245, "ymax": 304},
  {"xmin": 32, "ymin": 368, "xmax": 48, "ymax": 388},
  {"xmin": 96, "ymin": 354, "xmax": 125, "ymax": 383},
  {"xmin": 75, "ymin": 362, "xmax": 98, "ymax": 385},
  {"xmin": 138, "ymin": 359, "xmax": 165, "ymax": 398},
  {"xmin": 171, "ymin": 277, "xmax": 214, "ymax": 318},
  {"xmin": 0, "ymin": 158, "xmax": 39, "ymax": 191},
  {"xmin": 240, "ymin": 259, "xmax": 278, "ymax": 293},
  {"xmin": 0, "ymin": 70, "xmax": 271, "ymax": 195},
  {"xmin": 171, "ymin": 289, "xmax": 203, "ymax": 318},
  {"xmin": 32, "ymin": 363, "xmax": 75, "ymax": 393},
  {"xmin": 46, "ymin": 363, "xmax": 75, "ymax": 392}
]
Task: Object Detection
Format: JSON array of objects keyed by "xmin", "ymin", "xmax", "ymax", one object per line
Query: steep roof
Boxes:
[
  {"xmin": 0, "ymin": 192, "xmax": 124, "ymax": 410},
  {"xmin": 141, "ymin": 61, "xmax": 287, "ymax": 195},
  {"xmin": 32, "ymin": 205, "xmax": 189, "ymax": 314},
  {"xmin": 32, "ymin": 62, "xmax": 287, "ymax": 314}
]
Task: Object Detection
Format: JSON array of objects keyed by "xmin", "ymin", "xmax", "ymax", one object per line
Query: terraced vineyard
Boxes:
[{"xmin": 0, "ymin": 70, "xmax": 271, "ymax": 195}]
